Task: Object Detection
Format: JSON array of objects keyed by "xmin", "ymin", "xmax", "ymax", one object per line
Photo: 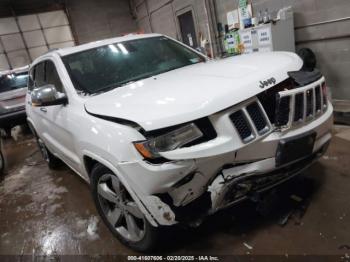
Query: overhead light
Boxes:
[
  {"xmin": 108, "ymin": 44, "xmax": 119, "ymax": 53},
  {"xmin": 117, "ymin": 43, "xmax": 129, "ymax": 55}
]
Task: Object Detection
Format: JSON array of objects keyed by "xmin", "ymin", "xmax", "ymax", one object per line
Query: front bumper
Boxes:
[
  {"xmin": 119, "ymin": 102, "xmax": 333, "ymax": 226},
  {"xmin": 0, "ymin": 109, "xmax": 26, "ymax": 129}
]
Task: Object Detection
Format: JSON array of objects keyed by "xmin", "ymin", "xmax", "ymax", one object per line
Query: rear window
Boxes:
[{"xmin": 0, "ymin": 72, "xmax": 28, "ymax": 93}]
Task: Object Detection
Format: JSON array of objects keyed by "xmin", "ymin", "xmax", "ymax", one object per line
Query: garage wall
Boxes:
[
  {"xmin": 66, "ymin": 0, "xmax": 137, "ymax": 44},
  {"xmin": 0, "ymin": 10, "xmax": 75, "ymax": 71},
  {"xmin": 214, "ymin": 0, "xmax": 350, "ymax": 103},
  {"xmin": 130, "ymin": 0, "xmax": 220, "ymax": 56}
]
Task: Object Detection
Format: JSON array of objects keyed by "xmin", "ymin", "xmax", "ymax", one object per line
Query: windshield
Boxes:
[
  {"xmin": 62, "ymin": 36, "xmax": 206, "ymax": 94},
  {"xmin": 0, "ymin": 72, "xmax": 28, "ymax": 93}
]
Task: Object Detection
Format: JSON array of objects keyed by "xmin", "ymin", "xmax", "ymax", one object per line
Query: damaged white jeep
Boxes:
[{"xmin": 26, "ymin": 34, "xmax": 333, "ymax": 251}]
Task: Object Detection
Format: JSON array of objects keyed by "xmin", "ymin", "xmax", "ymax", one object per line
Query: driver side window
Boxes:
[
  {"xmin": 32, "ymin": 60, "xmax": 64, "ymax": 93},
  {"xmin": 34, "ymin": 62, "xmax": 45, "ymax": 87},
  {"xmin": 46, "ymin": 61, "xmax": 64, "ymax": 93}
]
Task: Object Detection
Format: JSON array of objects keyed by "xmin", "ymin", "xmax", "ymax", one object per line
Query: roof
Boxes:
[{"xmin": 55, "ymin": 33, "xmax": 163, "ymax": 57}]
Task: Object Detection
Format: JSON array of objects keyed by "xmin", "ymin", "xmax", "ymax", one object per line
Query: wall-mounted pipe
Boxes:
[{"xmin": 295, "ymin": 16, "xmax": 350, "ymax": 29}]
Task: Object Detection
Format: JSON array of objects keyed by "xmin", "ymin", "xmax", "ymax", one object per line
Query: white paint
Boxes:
[{"xmin": 26, "ymin": 34, "xmax": 333, "ymax": 227}]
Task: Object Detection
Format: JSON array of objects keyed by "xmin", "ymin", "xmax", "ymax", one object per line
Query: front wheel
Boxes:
[{"xmin": 91, "ymin": 164, "xmax": 160, "ymax": 252}]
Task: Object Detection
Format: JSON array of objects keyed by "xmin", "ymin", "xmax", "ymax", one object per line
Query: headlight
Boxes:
[{"xmin": 133, "ymin": 123, "xmax": 203, "ymax": 159}]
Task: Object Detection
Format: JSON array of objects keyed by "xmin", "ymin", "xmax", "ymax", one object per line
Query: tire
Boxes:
[
  {"xmin": 0, "ymin": 150, "xmax": 4, "ymax": 175},
  {"xmin": 36, "ymin": 136, "xmax": 61, "ymax": 169},
  {"xmin": 91, "ymin": 164, "xmax": 160, "ymax": 252}
]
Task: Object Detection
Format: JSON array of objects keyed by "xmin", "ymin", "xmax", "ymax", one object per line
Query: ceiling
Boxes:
[{"xmin": 0, "ymin": 0, "xmax": 65, "ymax": 17}]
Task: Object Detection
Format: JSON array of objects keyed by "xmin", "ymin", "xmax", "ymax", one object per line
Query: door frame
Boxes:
[{"xmin": 175, "ymin": 6, "xmax": 199, "ymax": 48}]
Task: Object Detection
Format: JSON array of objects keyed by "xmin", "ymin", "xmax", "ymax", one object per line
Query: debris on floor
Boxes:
[
  {"xmin": 278, "ymin": 211, "xmax": 292, "ymax": 226},
  {"xmin": 339, "ymin": 245, "xmax": 350, "ymax": 250},
  {"xmin": 76, "ymin": 216, "xmax": 100, "ymax": 241},
  {"xmin": 323, "ymin": 155, "xmax": 339, "ymax": 161},
  {"xmin": 10, "ymin": 126, "xmax": 22, "ymax": 141},
  {"xmin": 243, "ymin": 242, "xmax": 253, "ymax": 250},
  {"xmin": 253, "ymin": 176, "xmax": 314, "ymax": 227}
]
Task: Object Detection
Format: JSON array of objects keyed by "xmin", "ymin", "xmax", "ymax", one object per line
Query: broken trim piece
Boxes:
[{"xmin": 85, "ymin": 105, "xmax": 145, "ymax": 132}]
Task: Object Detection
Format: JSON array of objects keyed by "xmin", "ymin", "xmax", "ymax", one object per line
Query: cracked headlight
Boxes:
[{"xmin": 133, "ymin": 123, "xmax": 203, "ymax": 159}]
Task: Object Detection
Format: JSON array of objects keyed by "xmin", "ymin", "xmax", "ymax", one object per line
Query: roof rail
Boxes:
[{"xmin": 43, "ymin": 48, "xmax": 60, "ymax": 55}]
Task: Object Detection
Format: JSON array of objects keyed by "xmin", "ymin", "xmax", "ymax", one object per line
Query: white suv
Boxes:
[{"xmin": 26, "ymin": 34, "xmax": 333, "ymax": 251}]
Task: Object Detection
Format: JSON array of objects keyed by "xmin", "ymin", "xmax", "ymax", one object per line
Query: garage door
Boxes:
[{"xmin": 0, "ymin": 10, "xmax": 75, "ymax": 71}]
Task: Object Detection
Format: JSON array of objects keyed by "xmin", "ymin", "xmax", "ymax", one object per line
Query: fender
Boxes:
[
  {"xmin": 80, "ymin": 150, "xmax": 159, "ymax": 227},
  {"xmin": 26, "ymin": 117, "xmax": 38, "ymax": 137}
]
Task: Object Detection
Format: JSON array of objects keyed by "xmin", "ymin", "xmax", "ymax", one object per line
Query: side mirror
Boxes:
[{"xmin": 31, "ymin": 84, "xmax": 68, "ymax": 107}]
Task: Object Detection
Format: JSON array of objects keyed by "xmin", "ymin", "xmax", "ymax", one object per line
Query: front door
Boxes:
[
  {"xmin": 43, "ymin": 60, "xmax": 80, "ymax": 170},
  {"xmin": 29, "ymin": 60, "xmax": 80, "ymax": 170},
  {"xmin": 178, "ymin": 11, "xmax": 198, "ymax": 48}
]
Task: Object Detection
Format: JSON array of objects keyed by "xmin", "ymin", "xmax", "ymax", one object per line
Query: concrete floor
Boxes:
[{"xmin": 0, "ymin": 127, "xmax": 349, "ymax": 259}]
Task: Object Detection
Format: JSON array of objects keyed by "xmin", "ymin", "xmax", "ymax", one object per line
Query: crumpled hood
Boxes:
[{"xmin": 85, "ymin": 52, "xmax": 302, "ymax": 131}]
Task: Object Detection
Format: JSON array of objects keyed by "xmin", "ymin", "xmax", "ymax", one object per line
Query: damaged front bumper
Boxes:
[{"xmin": 119, "ymin": 103, "xmax": 333, "ymax": 227}]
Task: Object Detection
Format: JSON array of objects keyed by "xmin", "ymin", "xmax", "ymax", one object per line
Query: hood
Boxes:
[{"xmin": 85, "ymin": 52, "xmax": 302, "ymax": 131}]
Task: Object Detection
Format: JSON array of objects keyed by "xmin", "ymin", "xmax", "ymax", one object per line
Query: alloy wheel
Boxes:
[{"xmin": 97, "ymin": 173, "xmax": 146, "ymax": 242}]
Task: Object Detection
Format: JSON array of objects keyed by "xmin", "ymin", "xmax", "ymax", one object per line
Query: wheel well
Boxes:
[
  {"xmin": 26, "ymin": 121, "xmax": 37, "ymax": 137},
  {"xmin": 83, "ymin": 155, "xmax": 99, "ymax": 177}
]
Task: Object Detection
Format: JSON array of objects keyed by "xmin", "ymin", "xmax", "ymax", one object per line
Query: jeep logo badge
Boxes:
[{"xmin": 259, "ymin": 77, "xmax": 276, "ymax": 89}]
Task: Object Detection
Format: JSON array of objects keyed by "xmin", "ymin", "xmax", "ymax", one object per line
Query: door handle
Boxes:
[{"xmin": 40, "ymin": 107, "xmax": 47, "ymax": 113}]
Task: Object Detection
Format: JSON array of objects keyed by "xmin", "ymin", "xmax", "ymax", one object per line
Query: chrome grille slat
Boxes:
[
  {"xmin": 321, "ymin": 82, "xmax": 328, "ymax": 110},
  {"xmin": 303, "ymin": 92, "xmax": 307, "ymax": 121},
  {"xmin": 306, "ymin": 88, "xmax": 314, "ymax": 117},
  {"xmin": 315, "ymin": 85, "xmax": 322, "ymax": 113}
]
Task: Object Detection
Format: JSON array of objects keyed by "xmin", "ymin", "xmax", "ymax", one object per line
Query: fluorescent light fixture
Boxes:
[
  {"xmin": 16, "ymin": 75, "xmax": 27, "ymax": 79},
  {"xmin": 117, "ymin": 43, "xmax": 129, "ymax": 55},
  {"xmin": 108, "ymin": 44, "xmax": 119, "ymax": 53}
]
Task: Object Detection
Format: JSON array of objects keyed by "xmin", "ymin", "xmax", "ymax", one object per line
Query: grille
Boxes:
[
  {"xmin": 230, "ymin": 110, "xmax": 253, "ymax": 142},
  {"xmin": 258, "ymin": 78, "xmax": 294, "ymax": 124},
  {"xmin": 276, "ymin": 96, "xmax": 290, "ymax": 127},
  {"xmin": 294, "ymin": 93, "xmax": 304, "ymax": 121},
  {"xmin": 306, "ymin": 89, "xmax": 314, "ymax": 117},
  {"xmin": 321, "ymin": 82, "xmax": 328, "ymax": 108},
  {"xmin": 231, "ymin": 79, "xmax": 327, "ymax": 143},
  {"xmin": 258, "ymin": 78, "xmax": 327, "ymax": 129},
  {"xmin": 246, "ymin": 102, "xmax": 268, "ymax": 134},
  {"xmin": 315, "ymin": 86, "xmax": 322, "ymax": 112}
]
